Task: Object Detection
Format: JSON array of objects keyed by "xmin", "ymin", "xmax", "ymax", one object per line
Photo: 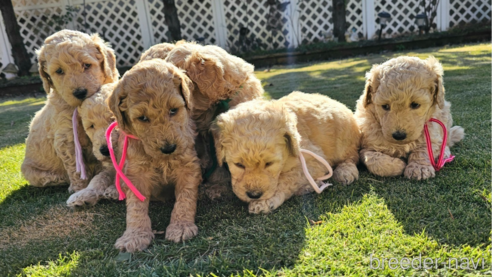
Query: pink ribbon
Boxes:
[
  {"xmin": 105, "ymin": 121, "xmax": 146, "ymax": 201},
  {"xmin": 299, "ymin": 149, "xmax": 333, "ymax": 194},
  {"xmin": 424, "ymin": 118, "xmax": 455, "ymax": 171},
  {"xmin": 72, "ymin": 109, "xmax": 87, "ymax": 180}
]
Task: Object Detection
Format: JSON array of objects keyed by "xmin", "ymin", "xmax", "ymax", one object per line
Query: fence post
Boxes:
[
  {"xmin": 286, "ymin": 0, "xmax": 300, "ymax": 48},
  {"xmin": 136, "ymin": 0, "xmax": 154, "ymax": 49},
  {"xmin": 363, "ymin": 0, "xmax": 376, "ymax": 40},
  {"xmin": 211, "ymin": 0, "xmax": 227, "ymax": 49},
  {"xmin": 437, "ymin": 0, "xmax": 450, "ymax": 31}
]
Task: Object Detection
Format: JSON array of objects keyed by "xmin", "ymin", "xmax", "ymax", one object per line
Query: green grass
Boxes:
[{"xmin": 0, "ymin": 43, "xmax": 490, "ymax": 276}]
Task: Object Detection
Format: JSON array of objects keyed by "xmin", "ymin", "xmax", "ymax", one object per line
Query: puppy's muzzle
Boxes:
[
  {"xmin": 160, "ymin": 143, "xmax": 177, "ymax": 154},
  {"xmin": 73, "ymin": 88, "xmax": 88, "ymax": 100},
  {"xmin": 246, "ymin": 191, "xmax": 263, "ymax": 199},
  {"xmin": 392, "ymin": 131, "xmax": 407, "ymax": 141},
  {"xmin": 99, "ymin": 145, "xmax": 110, "ymax": 157}
]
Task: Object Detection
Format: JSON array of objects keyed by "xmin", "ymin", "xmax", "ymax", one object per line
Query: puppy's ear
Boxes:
[
  {"xmin": 282, "ymin": 107, "xmax": 301, "ymax": 157},
  {"xmin": 210, "ymin": 117, "xmax": 226, "ymax": 167},
  {"xmin": 173, "ymin": 69, "xmax": 194, "ymax": 111},
  {"xmin": 184, "ymin": 52, "xmax": 227, "ymax": 102},
  {"xmin": 108, "ymin": 82, "xmax": 132, "ymax": 134},
  {"xmin": 426, "ymin": 56, "xmax": 445, "ymax": 109},
  {"xmin": 91, "ymin": 34, "xmax": 119, "ymax": 83},
  {"xmin": 35, "ymin": 46, "xmax": 52, "ymax": 93},
  {"xmin": 362, "ymin": 64, "xmax": 381, "ymax": 107}
]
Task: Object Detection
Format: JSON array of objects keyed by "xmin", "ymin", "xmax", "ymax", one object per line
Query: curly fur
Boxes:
[
  {"xmin": 21, "ymin": 30, "xmax": 119, "ymax": 192},
  {"xmin": 141, "ymin": 41, "xmax": 264, "ymax": 198},
  {"xmin": 108, "ymin": 59, "xmax": 201, "ymax": 252},
  {"xmin": 66, "ymin": 83, "xmax": 119, "ymax": 207},
  {"xmin": 354, "ymin": 56, "xmax": 465, "ymax": 180},
  {"xmin": 211, "ymin": 92, "xmax": 361, "ymax": 214}
]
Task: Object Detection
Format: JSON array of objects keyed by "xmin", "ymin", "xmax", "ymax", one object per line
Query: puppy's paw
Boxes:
[
  {"xmin": 66, "ymin": 188, "xmax": 100, "ymax": 207},
  {"xmin": 115, "ymin": 229, "xmax": 154, "ymax": 253},
  {"xmin": 103, "ymin": 185, "xmax": 119, "ymax": 200},
  {"xmin": 333, "ymin": 162, "xmax": 359, "ymax": 185},
  {"xmin": 404, "ymin": 163, "xmax": 435, "ymax": 180},
  {"xmin": 248, "ymin": 196, "xmax": 284, "ymax": 214},
  {"xmin": 165, "ymin": 222, "xmax": 198, "ymax": 243}
]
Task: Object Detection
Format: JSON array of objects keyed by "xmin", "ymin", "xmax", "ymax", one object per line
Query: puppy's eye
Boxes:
[
  {"xmin": 235, "ymin": 163, "xmax": 245, "ymax": 169},
  {"xmin": 83, "ymin": 63, "xmax": 91, "ymax": 70},
  {"xmin": 169, "ymin": 108, "xmax": 179, "ymax": 116},
  {"xmin": 382, "ymin": 104, "xmax": 390, "ymax": 111},
  {"xmin": 89, "ymin": 124, "xmax": 94, "ymax": 129},
  {"xmin": 265, "ymin": 162, "xmax": 273, "ymax": 168},
  {"xmin": 410, "ymin": 102, "xmax": 420, "ymax": 109},
  {"xmin": 137, "ymin": 116, "xmax": 149, "ymax": 122},
  {"xmin": 55, "ymin": 68, "xmax": 64, "ymax": 75}
]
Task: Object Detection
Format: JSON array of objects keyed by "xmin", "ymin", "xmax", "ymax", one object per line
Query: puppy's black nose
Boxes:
[
  {"xmin": 99, "ymin": 145, "xmax": 110, "ymax": 157},
  {"xmin": 73, "ymin": 88, "xmax": 88, "ymax": 100},
  {"xmin": 392, "ymin": 131, "xmax": 407, "ymax": 141},
  {"xmin": 160, "ymin": 143, "xmax": 177, "ymax": 154},
  {"xmin": 246, "ymin": 191, "xmax": 263, "ymax": 199}
]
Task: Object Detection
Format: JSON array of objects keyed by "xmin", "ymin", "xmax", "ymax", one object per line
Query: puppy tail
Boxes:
[{"xmin": 447, "ymin": 126, "xmax": 465, "ymax": 147}]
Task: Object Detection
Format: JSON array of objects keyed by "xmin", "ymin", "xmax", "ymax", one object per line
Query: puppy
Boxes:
[
  {"xmin": 108, "ymin": 59, "xmax": 201, "ymax": 252},
  {"xmin": 211, "ymin": 92, "xmax": 360, "ymax": 214},
  {"xmin": 66, "ymin": 83, "xmax": 119, "ymax": 207},
  {"xmin": 355, "ymin": 56, "xmax": 465, "ymax": 180},
  {"xmin": 21, "ymin": 30, "xmax": 119, "ymax": 192},
  {"xmin": 141, "ymin": 41, "xmax": 264, "ymax": 199}
]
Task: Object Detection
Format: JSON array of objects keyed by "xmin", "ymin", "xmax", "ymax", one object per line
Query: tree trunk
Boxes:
[
  {"xmin": 162, "ymin": 0, "xmax": 182, "ymax": 42},
  {"xmin": 0, "ymin": 0, "xmax": 31, "ymax": 76},
  {"xmin": 332, "ymin": 0, "xmax": 347, "ymax": 42}
]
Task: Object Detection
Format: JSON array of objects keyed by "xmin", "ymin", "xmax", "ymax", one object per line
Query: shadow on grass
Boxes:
[{"xmin": 0, "ymin": 180, "xmax": 369, "ymax": 276}]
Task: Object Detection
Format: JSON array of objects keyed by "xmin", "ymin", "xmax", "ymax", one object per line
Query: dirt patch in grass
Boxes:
[{"xmin": 0, "ymin": 205, "xmax": 96, "ymax": 250}]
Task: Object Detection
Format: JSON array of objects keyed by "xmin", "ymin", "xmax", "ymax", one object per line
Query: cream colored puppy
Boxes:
[
  {"xmin": 66, "ymin": 83, "xmax": 119, "ymax": 207},
  {"xmin": 355, "ymin": 56, "xmax": 464, "ymax": 180},
  {"xmin": 211, "ymin": 92, "xmax": 360, "ymax": 214},
  {"xmin": 21, "ymin": 30, "xmax": 119, "ymax": 192}
]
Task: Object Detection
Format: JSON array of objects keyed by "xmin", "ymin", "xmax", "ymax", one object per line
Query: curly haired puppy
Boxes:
[
  {"xmin": 109, "ymin": 59, "xmax": 201, "ymax": 252},
  {"xmin": 21, "ymin": 30, "xmax": 119, "ymax": 192},
  {"xmin": 211, "ymin": 92, "xmax": 360, "ymax": 214},
  {"xmin": 355, "ymin": 56, "xmax": 465, "ymax": 180},
  {"xmin": 66, "ymin": 83, "xmax": 119, "ymax": 207},
  {"xmin": 141, "ymin": 41, "xmax": 264, "ymax": 198}
]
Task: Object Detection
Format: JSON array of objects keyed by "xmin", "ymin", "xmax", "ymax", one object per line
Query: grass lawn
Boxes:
[{"xmin": 0, "ymin": 43, "xmax": 490, "ymax": 276}]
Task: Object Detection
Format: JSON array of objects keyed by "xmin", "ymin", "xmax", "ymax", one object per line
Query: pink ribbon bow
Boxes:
[
  {"xmin": 424, "ymin": 118, "xmax": 455, "ymax": 171},
  {"xmin": 299, "ymin": 149, "xmax": 334, "ymax": 194},
  {"xmin": 105, "ymin": 121, "xmax": 146, "ymax": 201}
]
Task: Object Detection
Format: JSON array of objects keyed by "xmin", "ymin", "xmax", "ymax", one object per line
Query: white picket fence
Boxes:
[{"xmin": 1, "ymin": 0, "xmax": 490, "ymax": 68}]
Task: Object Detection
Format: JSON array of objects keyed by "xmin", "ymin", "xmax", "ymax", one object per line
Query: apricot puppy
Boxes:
[
  {"xmin": 21, "ymin": 30, "xmax": 118, "ymax": 192},
  {"xmin": 211, "ymin": 92, "xmax": 360, "ymax": 214},
  {"xmin": 66, "ymin": 83, "xmax": 119, "ymax": 207},
  {"xmin": 109, "ymin": 59, "xmax": 201, "ymax": 252},
  {"xmin": 355, "ymin": 56, "xmax": 464, "ymax": 180}
]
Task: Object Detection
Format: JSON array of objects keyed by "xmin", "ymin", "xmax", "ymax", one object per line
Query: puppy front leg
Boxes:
[
  {"xmin": 66, "ymin": 166, "xmax": 115, "ymax": 207},
  {"xmin": 166, "ymin": 163, "xmax": 201, "ymax": 243},
  {"xmin": 360, "ymin": 149, "xmax": 406, "ymax": 177},
  {"xmin": 249, "ymin": 191, "xmax": 289, "ymax": 214},
  {"xmin": 404, "ymin": 144, "xmax": 437, "ymax": 180},
  {"xmin": 115, "ymin": 168, "xmax": 154, "ymax": 252},
  {"xmin": 54, "ymin": 129, "xmax": 89, "ymax": 193}
]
